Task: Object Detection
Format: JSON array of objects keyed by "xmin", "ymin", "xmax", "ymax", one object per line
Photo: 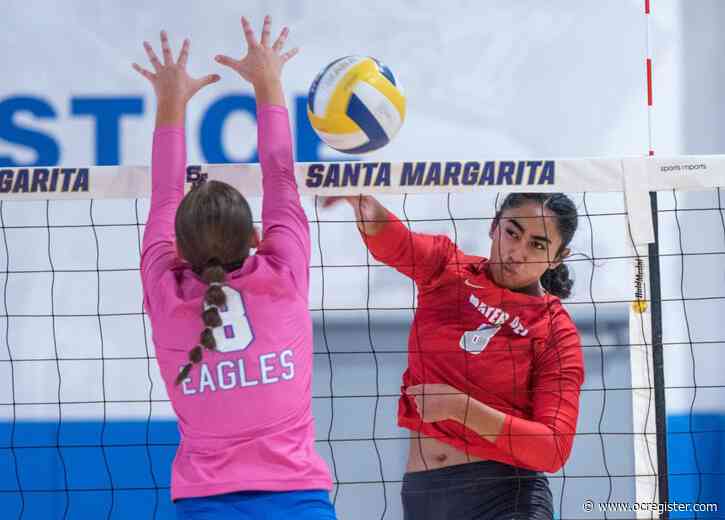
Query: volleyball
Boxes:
[{"xmin": 307, "ymin": 56, "xmax": 406, "ymax": 153}]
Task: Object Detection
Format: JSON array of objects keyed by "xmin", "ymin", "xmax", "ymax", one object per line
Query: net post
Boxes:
[
  {"xmin": 647, "ymin": 190, "xmax": 670, "ymax": 517},
  {"xmin": 642, "ymin": 0, "xmax": 669, "ymax": 511}
]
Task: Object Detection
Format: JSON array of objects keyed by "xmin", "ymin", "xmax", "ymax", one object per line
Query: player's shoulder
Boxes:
[
  {"xmin": 544, "ymin": 299, "xmax": 580, "ymax": 346},
  {"xmin": 433, "ymin": 245, "xmax": 486, "ymax": 283},
  {"xmin": 440, "ymin": 240, "xmax": 485, "ymax": 269},
  {"xmin": 453, "ymin": 254, "xmax": 490, "ymax": 280},
  {"xmin": 228, "ymin": 254, "xmax": 307, "ymax": 300}
]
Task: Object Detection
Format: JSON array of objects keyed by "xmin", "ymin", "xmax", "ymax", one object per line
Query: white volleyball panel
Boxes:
[
  {"xmin": 352, "ymin": 79, "xmax": 403, "ymax": 139},
  {"xmin": 311, "ymin": 56, "xmax": 363, "ymax": 116},
  {"xmin": 314, "ymin": 128, "xmax": 369, "ymax": 151}
]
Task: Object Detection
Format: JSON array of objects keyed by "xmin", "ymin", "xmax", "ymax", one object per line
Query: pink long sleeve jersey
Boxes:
[{"xmin": 141, "ymin": 105, "xmax": 332, "ymax": 501}]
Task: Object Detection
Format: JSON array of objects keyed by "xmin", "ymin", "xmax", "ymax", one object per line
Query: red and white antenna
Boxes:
[{"xmin": 645, "ymin": 0, "xmax": 655, "ymax": 156}]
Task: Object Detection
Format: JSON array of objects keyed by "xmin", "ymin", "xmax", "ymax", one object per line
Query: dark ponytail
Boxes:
[
  {"xmin": 540, "ymin": 263, "xmax": 574, "ymax": 299},
  {"xmin": 174, "ymin": 259, "xmax": 227, "ymax": 386},
  {"xmin": 495, "ymin": 193, "xmax": 578, "ymax": 299}
]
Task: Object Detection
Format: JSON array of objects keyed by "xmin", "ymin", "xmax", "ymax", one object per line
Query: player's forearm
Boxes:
[
  {"xmin": 449, "ymin": 394, "xmax": 507, "ymax": 443},
  {"xmin": 358, "ymin": 207, "xmax": 447, "ymax": 285},
  {"xmin": 354, "ymin": 196, "xmax": 392, "ymax": 236},
  {"xmin": 461, "ymin": 396, "xmax": 576, "ymax": 472},
  {"xmin": 358, "ymin": 207, "xmax": 410, "ymax": 265},
  {"xmin": 258, "ymin": 104, "xmax": 308, "ymax": 253},
  {"xmin": 146, "ymin": 126, "xmax": 186, "ymax": 252},
  {"xmin": 258, "ymin": 104, "xmax": 294, "ymax": 187},
  {"xmin": 495, "ymin": 413, "xmax": 572, "ymax": 472}
]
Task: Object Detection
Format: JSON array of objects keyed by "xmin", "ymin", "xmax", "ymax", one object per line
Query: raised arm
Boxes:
[
  {"xmin": 215, "ymin": 17, "xmax": 309, "ymax": 290},
  {"xmin": 324, "ymin": 195, "xmax": 459, "ymax": 286},
  {"xmin": 133, "ymin": 31, "xmax": 219, "ymax": 301}
]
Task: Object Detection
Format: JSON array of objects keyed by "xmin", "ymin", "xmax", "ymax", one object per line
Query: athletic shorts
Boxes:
[
  {"xmin": 401, "ymin": 460, "xmax": 553, "ymax": 520},
  {"xmin": 175, "ymin": 489, "xmax": 337, "ymax": 520}
]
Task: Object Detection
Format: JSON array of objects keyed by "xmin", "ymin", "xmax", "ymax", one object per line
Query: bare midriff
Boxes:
[{"xmin": 406, "ymin": 432, "xmax": 487, "ymax": 473}]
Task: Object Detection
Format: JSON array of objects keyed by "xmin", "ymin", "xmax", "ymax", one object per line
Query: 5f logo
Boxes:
[{"xmin": 186, "ymin": 165, "xmax": 208, "ymax": 186}]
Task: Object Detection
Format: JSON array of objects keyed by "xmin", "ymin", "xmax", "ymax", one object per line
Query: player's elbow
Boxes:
[
  {"xmin": 540, "ymin": 435, "xmax": 575, "ymax": 473},
  {"xmin": 261, "ymin": 147, "xmax": 294, "ymax": 176},
  {"xmin": 540, "ymin": 454, "xmax": 566, "ymax": 473}
]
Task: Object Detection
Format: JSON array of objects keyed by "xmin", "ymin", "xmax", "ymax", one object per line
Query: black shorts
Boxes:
[{"xmin": 401, "ymin": 460, "xmax": 553, "ymax": 520}]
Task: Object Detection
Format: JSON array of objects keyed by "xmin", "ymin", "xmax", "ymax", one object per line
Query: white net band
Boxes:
[{"xmin": 0, "ymin": 156, "xmax": 722, "ymax": 201}]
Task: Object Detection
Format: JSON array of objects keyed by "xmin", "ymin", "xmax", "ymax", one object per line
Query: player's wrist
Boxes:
[
  {"xmin": 447, "ymin": 393, "xmax": 468, "ymax": 423},
  {"xmin": 357, "ymin": 218, "xmax": 386, "ymax": 236},
  {"xmin": 253, "ymin": 79, "xmax": 285, "ymax": 106},
  {"xmin": 155, "ymin": 99, "xmax": 186, "ymax": 127},
  {"xmin": 356, "ymin": 201, "xmax": 392, "ymax": 236}
]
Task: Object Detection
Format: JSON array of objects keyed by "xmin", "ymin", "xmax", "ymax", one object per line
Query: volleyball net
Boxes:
[{"xmin": 0, "ymin": 157, "xmax": 724, "ymax": 519}]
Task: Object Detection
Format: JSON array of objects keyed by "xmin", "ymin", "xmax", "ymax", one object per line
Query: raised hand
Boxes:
[
  {"xmin": 133, "ymin": 31, "xmax": 220, "ymax": 125},
  {"xmin": 215, "ymin": 15, "xmax": 298, "ymax": 105}
]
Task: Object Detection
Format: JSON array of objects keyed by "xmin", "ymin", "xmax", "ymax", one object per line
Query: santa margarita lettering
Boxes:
[{"xmin": 305, "ymin": 160, "xmax": 555, "ymax": 189}]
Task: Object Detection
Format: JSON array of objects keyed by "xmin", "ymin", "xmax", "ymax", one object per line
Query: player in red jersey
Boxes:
[{"xmin": 326, "ymin": 193, "xmax": 584, "ymax": 519}]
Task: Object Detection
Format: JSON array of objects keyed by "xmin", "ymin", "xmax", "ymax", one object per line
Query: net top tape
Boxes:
[{"xmin": 0, "ymin": 155, "xmax": 723, "ymax": 201}]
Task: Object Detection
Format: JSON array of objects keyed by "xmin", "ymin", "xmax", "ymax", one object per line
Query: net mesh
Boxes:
[{"xmin": 0, "ymin": 175, "xmax": 723, "ymax": 519}]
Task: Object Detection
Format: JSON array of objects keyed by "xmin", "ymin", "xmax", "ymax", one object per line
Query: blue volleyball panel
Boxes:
[
  {"xmin": 371, "ymin": 57, "xmax": 396, "ymax": 86},
  {"xmin": 343, "ymin": 93, "xmax": 390, "ymax": 154}
]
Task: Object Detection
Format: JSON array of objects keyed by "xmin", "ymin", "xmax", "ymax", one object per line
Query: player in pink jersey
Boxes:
[{"xmin": 133, "ymin": 16, "xmax": 336, "ymax": 519}]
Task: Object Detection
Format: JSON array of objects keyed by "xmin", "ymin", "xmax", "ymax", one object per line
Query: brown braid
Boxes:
[
  {"xmin": 172, "ymin": 179, "xmax": 254, "ymax": 386},
  {"xmin": 174, "ymin": 259, "xmax": 228, "ymax": 386}
]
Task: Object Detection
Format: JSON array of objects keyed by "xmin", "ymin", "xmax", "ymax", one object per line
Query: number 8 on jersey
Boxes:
[{"xmin": 203, "ymin": 286, "xmax": 254, "ymax": 353}]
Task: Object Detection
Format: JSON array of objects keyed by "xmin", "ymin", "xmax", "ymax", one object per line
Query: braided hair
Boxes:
[
  {"xmin": 175, "ymin": 260, "xmax": 227, "ymax": 385},
  {"xmin": 173, "ymin": 180, "xmax": 254, "ymax": 385}
]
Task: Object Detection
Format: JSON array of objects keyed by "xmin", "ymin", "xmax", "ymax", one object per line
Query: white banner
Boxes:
[{"xmin": 0, "ymin": 154, "xmax": 723, "ymax": 201}]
